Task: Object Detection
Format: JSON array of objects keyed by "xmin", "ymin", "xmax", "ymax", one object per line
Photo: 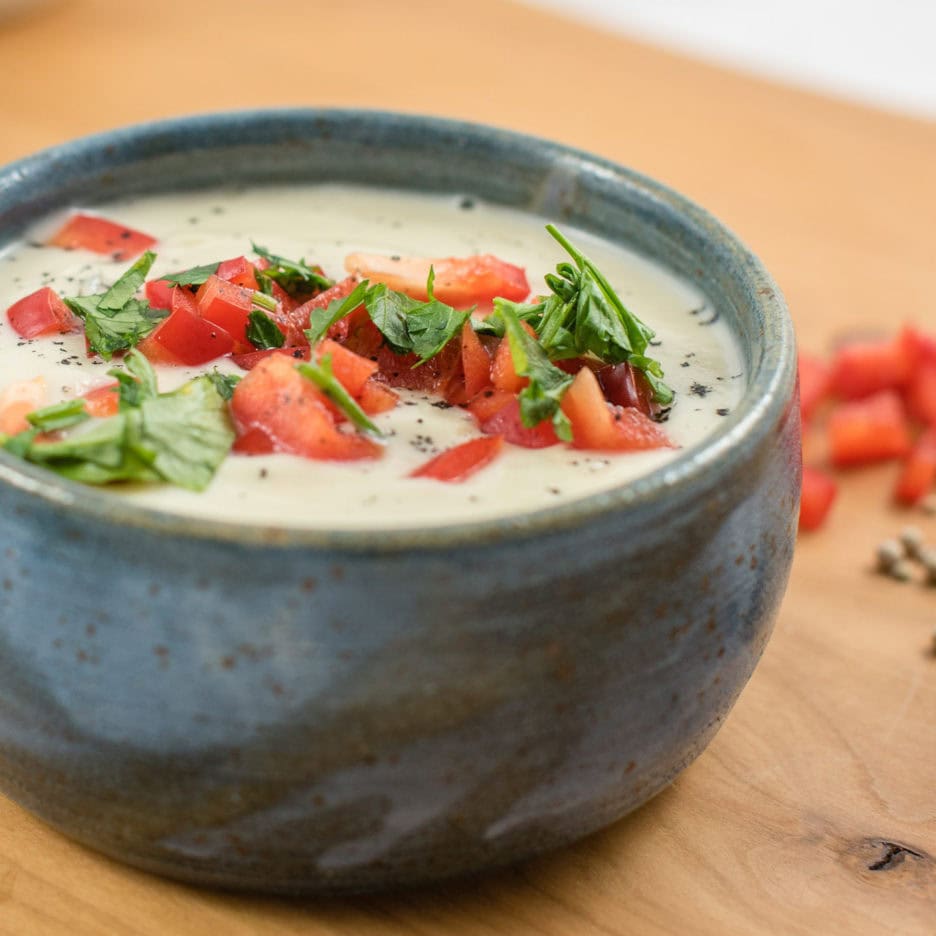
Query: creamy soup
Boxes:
[{"xmin": 0, "ymin": 186, "xmax": 744, "ymax": 529}]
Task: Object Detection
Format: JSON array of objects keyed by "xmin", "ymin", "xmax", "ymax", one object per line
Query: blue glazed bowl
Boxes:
[{"xmin": 0, "ymin": 110, "xmax": 799, "ymax": 894}]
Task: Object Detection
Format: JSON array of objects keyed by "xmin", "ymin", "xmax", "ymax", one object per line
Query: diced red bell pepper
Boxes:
[
  {"xmin": 145, "ymin": 279, "xmax": 175, "ymax": 311},
  {"xmin": 491, "ymin": 334, "xmax": 529, "ymax": 393},
  {"xmin": 370, "ymin": 339, "xmax": 464, "ymax": 397},
  {"xmin": 900, "ymin": 324, "xmax": 936, "ymax": 368},
  {"xmin": 344, "ymin": 252, "xmax": 529, "ymax": 311},
  {"xmin": 0, "ymin": 403, "xmax": 34, "ymax": 435},
  {"xmin": 270, "ymin": 281, "xmax": 301, "ymax": 314},
  {"xmin": 316, "ymin": 339, "xmax": 378, "ymax": 398},
  {"xmin": 137, "ymin": 287, "xmax": 235, "ymax": 366},
  {"xmin": 561, "ymin": 367, "xmax": 672, "ymax": 451},
  {"xmin": 83, "ymin": 382, "xmax": 120, "ymax": 418},
  {"xmin": 797, "ymin": 352, "xmax": 831, "ymax": 421},
  {"xmin": 480, "ymin": 397, "xmax": 560, "ymax": 448},
  {"xmin": 231, "ymin": 347, "xmax": 311, "ymax": 370},
  {"xmin": 48, "ymin": 213, "xmax": 156, "ymax": 261},
  {"xmin": 231, "ymin": 426, "xmax": 276, "ymax": 455},
  {"xmin": 829, "ymin": 336, "xmax": 913, "ymax": 400},
  {"xmin": 828, "ymin": 390, "xmax": 912, "ymax": 466},
  {"xmin": 409, "ymin": 436, "xmax": 504, "ymax": 482},
  {"xmin": 799, "ymin": 466, "xmax": 838, "ymax": 531},
  {"xmin": 467, "ymin": 389, "xmax": 517, "ymax": 425},
  {"xmin": 229, "ymin": 353, "xmax": 381, "ymax": 461},
  {"xmin": 357, "ymin": 380, "xmax": 398, "ymax": 415},
  {"xmin": 6, "ymin": 287, "xmax": 78, "ymax": 338},
  {"xmin": 340, "ymin": 316, "xmax": 384, "ymax": 364},
  {"xmin": 461, "ymin": 321, "xmax": 492, "ymax": 399},
  {"xmin": 904, "ymin": 363, "xmax": 936, "ymax": 427},
  {"xmin": 0, "ymin": 377, "xmax": 46, "ymax": 434},
  {"xmin": 894, "ymin": 429, "xmax": 936, "ymax": 505},
  {"xmin": 217, "ymin": 256, "xmax": 260, "ymax": 291},
  {"xmin": 195, "ymin": 275, "xmax": 260, "ymax": 352},
  {"xmin": 285, "ymin": 276, "xmax": 361, "ymax": 343}
]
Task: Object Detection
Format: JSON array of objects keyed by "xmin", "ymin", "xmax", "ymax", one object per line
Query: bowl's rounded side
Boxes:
[
  {"xmin": 0, "ymin": 110, "xmax": 800, "ymax": 892},
  {"xmin": 0, "ymin": 393, "xmax": 799, "ymax": 893}
]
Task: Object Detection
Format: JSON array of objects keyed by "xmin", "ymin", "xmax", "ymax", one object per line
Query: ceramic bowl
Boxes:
[{"xmin": 0, "ymin": 110, "xmax": 799, "ymax": 894}]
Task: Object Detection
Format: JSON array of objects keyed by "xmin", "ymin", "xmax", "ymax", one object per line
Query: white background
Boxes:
[{"xmin": 526, "ymin": 0, "xmax": 936, "ymax": 119}]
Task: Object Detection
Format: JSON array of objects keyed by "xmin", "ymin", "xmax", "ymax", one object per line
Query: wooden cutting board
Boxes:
[{"xmin": 0, "ymin": 1, "xmax": 934, "ymax": 932}]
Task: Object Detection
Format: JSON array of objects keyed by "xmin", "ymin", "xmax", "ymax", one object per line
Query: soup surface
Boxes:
[{"xmin": 0, "ymin": 185, "xmax": 744, "ymax": 529}]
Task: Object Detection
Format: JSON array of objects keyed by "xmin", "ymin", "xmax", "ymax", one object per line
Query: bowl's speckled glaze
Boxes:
[{"xmin": 0, "ymin": 110, "xmax": 800, "ymax": 894}]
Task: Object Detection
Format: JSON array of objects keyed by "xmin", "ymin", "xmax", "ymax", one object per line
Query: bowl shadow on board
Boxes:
[
  {"xmin": 0, "ymin": 109, "xmax": 800, "ymax": 895},
  {"xmin": 78, "ymin": 783, "xmax": 685, "ymax": 912}
]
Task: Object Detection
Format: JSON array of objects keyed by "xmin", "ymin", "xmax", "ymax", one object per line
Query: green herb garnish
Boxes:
[
  {"xmin": 478, "ymin": 229, "xmax": 673, "ymax": 406},
  {"xmin": 26, "ymin": 399, "xmax": 90, "ymax": 433},
  {"xmin": 251, "ymin": 290, "xmax": 278, "ymax": 313},
  {"xmin": 539, "ymin": 225, "xmax": 673, "ymax": 404},
  {"xmin": 471, "ymin": 300, "xmax": 541, "ymax": 338},
  {"xmin": 402, "ymin": 268, "xmax": 472, "ymax": 365},
  {"xmin": 246, "ymin": 310, "xmax": 286, "ymax": 350},
  {"xmin": 498, "ymin": 302, "xmax": 573, "ymax": 441},
  {"xmin": 108, "ymin": 349, "xmax": 158, "ymax": 408},
  {"xmin": 325, "ymin": 269, "xmax": 469, "ymax": 366},
  {"xmin": 64, "ymin": 251, "xmax": 168, "ymax": 359},
  {"xmin": 296, "ymin": 357, "xmax": 383, "ymax": 439},
  {"xmin": 3, "ymin": 350, "xmax": 234, "ymax": 491},
  {"xmin": 252, "ymin": 243, "xmax": 333, "ymax": 297},
  {"xmin": 304, "ymin": 280, "xmax": 371, "ymax": 346},
  {"xmin": 364, "ymin": 284, "xmax": 413, "ymax": 353},
  {"xmin": 206, "ymin": 370, "xmax": 241, "ymax": 401},
  {"xmin": 161, "ymin": 262, "xmax": 221, "ymax": 287},
  {"xmin": 14, "ymin": 416, "xmax": 148, "ymax": 485},
  {"xmin": 133, "ymin": 376, "xmax": 235, "ymax": 490},
  {"xmin": 366, "ymin": 283, "xmax": 470, "ymax": 365},
  {"xmin": 66, "ymin": 294, "xmax": 166, "ymax": 360},
  {"xmin": 98, "ymin": 251, "xmax": 155, "ymax": 310}
]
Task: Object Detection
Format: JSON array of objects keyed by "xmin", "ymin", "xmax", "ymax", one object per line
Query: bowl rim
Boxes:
[{"xmin": 0, "ymin": 107, "xmax": 795, "ymax": 552}]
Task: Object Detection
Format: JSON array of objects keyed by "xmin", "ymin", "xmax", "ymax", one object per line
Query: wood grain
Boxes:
[{"xmin": 1, "ymin": 1, "xmax": 934, "ymax": 932}]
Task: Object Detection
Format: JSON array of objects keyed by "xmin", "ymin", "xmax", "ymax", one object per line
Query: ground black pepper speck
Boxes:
[{"xmin": 410, "ymin": 433, "xmax": 437, "ymax": 455}]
